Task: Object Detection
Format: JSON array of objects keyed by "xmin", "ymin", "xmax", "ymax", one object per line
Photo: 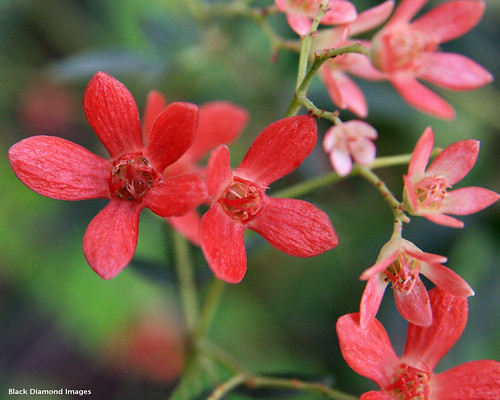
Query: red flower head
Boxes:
[
  {"xmin": 369, "ymin": 0, "xmax": 493, "ymax": 119},
  {"xmin": 200, "ymin": 115, "xmax": 338, "ymax": 283},
  {"xmin": 274, "ymin": 0, "xmax": 357, "ymax": 36},
  {"xmin": 8, "ymin": 72, "xmax": 207, "ymax": 279},
  {"xmin": 359, "ymin": 235, "xmax": 474, "ymax": 328},
  {"xmin": 403, "ymin": 127, "xmax": 499, "ymax": 228},
  {"xmin": 142, "ymin": 90, "xmax": 249, "ymax": 244},
  {"xmin": 337, "ymin": 287, "xmax": 500, "ymax": 400}
]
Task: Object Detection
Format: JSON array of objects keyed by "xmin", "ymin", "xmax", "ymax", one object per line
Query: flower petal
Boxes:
[
  {"xmin": 360, "ymin": 275, "xmax": 389, "ymax": 328},
  {"xmin": 336, "ymin": 313, "xmax": 400, "ymax": 388},
  {"xmin": 403, "ymin": 287, "xmax": 468, "ymax": 370},
  {"xmin": 248, "ymin": 196, "xmax": 338, "ymax": 257},
  {"xmin": 418, "ymin": 53, "xmax": 492, "ymax": 91},
  {"xmin": 352, "ymin": 138, "xmax": 377, "ymax": 166},
  {"xmin": 206, "ymin": 145, "xmax": 233, "ymax": 198},
  {"xmin": 144, "ymin": 174, "xmax": 207, "ymax": 218},
  {"xmin": 427, "ymin": 140, "xmax": 479, "ymax": 185},
  {"xmin": 386, "ymin": 0, "xmax": 429, "ymax": 27},
  {"xmin": 411, "ymin": 0, "xmax": 485, "ymax": 43},
  {"xmin": 420, "ymin": 262, "xmax": 474, "ymax": 297},
  {"xmin": 143, "ymin": 90, "xmax": 167, "ymax": 145},
  {"xmin": 360, "ymin": 391, "xmax": 392, "ymax": 400},
  {"xmin": 407, "ymin": 127, "xmax": 434, "ymax": 180},
  {"xmin": 394, "ymin": 279, "xmax": 432, "ymax": 326},
  {"xmin": 431, "ymin": 360, "xmax": 500, "ymax": 400},
  {"xmin": 349, "ymin": 1, "xmax": 395, "ymax": 36},
  {"xmin": 441, "ymin": 187, "xmax": 500, "ymax": 215},
  {"xmin": 167, "ymin": 211, "xmax": 202, "ymax": 245},
  {"xmin": 330, "ymin": 147, "xmax": 353, "ymax": 177},
  {"xmin": 200, "ymin": 204, "xmax": 247, "ymax": 283},
  {"xmin": 8, "ymin": 135, "xmax": 110, "ymax": 200},
  {"xmin": 322, "ymin": 0, "xmax": 357, "ymax": 25},
  {"xmin": 421, "ymin": 211, "xmax": 465, "ymax": 228},
  {"xmin": 83, "ymin": 200, "xmax": 142, "ymax": 279},
  {"xmin": 286, "ymin": 13, "xmax": 313, "ymax": 36},
  {"xmin": 236, "ymin": 116, "xmax": 317, "ymax": 186},
  {"xmin": 145, "ymin": 102, "xmax": 199, "ymax": 172},
  {"xmin": 83, "ymin": 72, "xmax": 143, "ymax": 158}
]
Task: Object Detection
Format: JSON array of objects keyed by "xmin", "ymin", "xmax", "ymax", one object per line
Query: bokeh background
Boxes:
[{"xmin": 1, "ymin": 0, "xmax": 499, "ymax": 399}]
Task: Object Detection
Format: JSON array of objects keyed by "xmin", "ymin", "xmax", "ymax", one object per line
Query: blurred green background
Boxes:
[{"xmin": 1, "ymin": 0, "xmax": 499, "ymax": 399}]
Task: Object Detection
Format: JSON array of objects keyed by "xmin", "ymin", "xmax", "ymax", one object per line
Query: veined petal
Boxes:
[
  {"xmin": 287, "ymin": 12, "xmax": 313, "ymax": 35},
  {"xmin": 360, "ymin": 391, "xmax": 392, "ymax": 400},
  {"xmin": 321, "ymin": 1, "xmax": 357, "ymax": 25},
  {"xmin": 394, "ymin": 279, "xmax": 432, "ymax": 326},
  {"xmin": 206, "ymin": 145, "xmax": 233, "ymax": 198},
  {"xmin": 83, "ymin": 200, "xmax": 142, "ymax": 279},
  {"xmin": 144, "ymin": 174, "xmax": 207, "ymax": 218},
  {"xmin": 359, "ymin": 252, "xmax": 397, "ymax": 281},
  {"xmin": 200, "ymin": 204, "xmax": 247, "ymax": 283},
  {"xmin": 83, "ymin": 72, "xmax": 143, "ymax": 158},
  {"xmin": 386, "ymin": 0, "xmax": 429, "ymax": 27},
  {"xmin": 408, "ymin": 127, "xmax": 434, "ymax": 180},
  {"xmin": 336, "ymin": 313, "xmax": 401, "ymax": 388},
  {"xmin": 145, "ymin": 102, "xmax": 199, "ymax": 172},
  {"xmin": 411, "ymin": 0, "xmax": 485, "ymax": 43},
  {"xmin": 403, "ymin": 287, "xmax": 468, "ymax": 370},
  {"xmin": 441, "ymin": 187, "xmax": 500, "ymax": 215},
  {"xmin": 236, "ymin": 116, "xmax": 317, "ymax": 186},
  {"xmin": 143, "ymin": 90, "xmax": 167, "ymax": 145},
  {"xmin": 421, "ymin": 211, "xmax": 465, "ymax": 228},
  {"xmin": 349, "ymin": 1, "xmax": 395, "ymax": 36},
  {"xmin": 248, "ymin": 196, "xmax": 338, "ymax": 257},
  {"xmin": 360, "ymin": 275, "xmax": 389, "ymax": 328},
  {"xmin": 390, "ymin": 75, "xmax": 455, "ymax": 120},
  {"xmin": 168, "ymin": 211, "xmax": 202, "ymax": 245},
  {"xmin": 8, "ymin": 135, "xmax": 110, "ymax": 200},
  {"xmin": 431, "ymin": 360, "xmax": 500, "ymax": 400},
  {"xmin": 426, "ymin": 140, "xmax": 479, "ymax": 185},
  {"xmin": 419, "ymin": 53, "xmax": 492, "ymax": 90},
  {"xmin": 420, "ymin": 262, "xmax": 474, "ymax": 297}
]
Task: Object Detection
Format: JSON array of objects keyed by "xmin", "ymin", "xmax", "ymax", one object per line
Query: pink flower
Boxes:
[
  {"xmin": 403, "ymin": 127, "xmax": 499, "ymax": 228},
  {"xmin": 317, "ymin": 1, "xmax": 394, "ymax": 117},
  {"xmin": 8, "ymin": 72, "xmax": 207, "ymax": 279},
  {"xmin": 200, "ymin": 115, "xmax": 338, "ymax": 283},
  {"xmin": 359, "ymin": 235, "xmax": 474, "ymax": 327},
  {"xmin": 142, "ymin": 90, "xmax": 249, "ymax": 244},
  {"xmin": 370, "ymin": 0, "xmax": 493, "ymax": 119},
  {"xmin": 323, "ymin": 120, "xmax": 378, "ymax": 176},
  {"xmin": 337, "ymin": 287, "xmax": 500, "ymax": 400},
  {"xmin": 274, "ymin": 0, "xmax": 357, "ymax": 36}
]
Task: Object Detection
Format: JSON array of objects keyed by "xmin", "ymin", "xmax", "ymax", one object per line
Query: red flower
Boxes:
[
  {"xmin": 200, "ymin": 115, "xmax": 338, "ymax": 283},
  {"xmin": 403, "ymin": 127, "xmax": 499, "ymax": 228},
  {"xmin": 337, "ymin": 287, "xmax": 500, "ymax": 400},
  {"xmin": 142, "ymin": 90, "xmax": 249, "ymax": 244},
  {"xmin": 370, "ymin": 0, "xmax": 492, "ymax": 119},
  {"xmin": 359, "ymin": 235, "xmax": 474, "ymax": 328},
  {"xmin": 8, "ymin": 72, "xmax": 207, "ymax": 279}
]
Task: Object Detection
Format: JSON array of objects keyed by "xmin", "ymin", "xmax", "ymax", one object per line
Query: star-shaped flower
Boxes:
[{"xmin": 8, "ymin": 72, "xmax": 207, "ymax": 279}]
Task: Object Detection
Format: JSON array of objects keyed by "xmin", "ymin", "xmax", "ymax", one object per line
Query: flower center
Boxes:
[
  {"xmin": 414, "ymin": 176, "xmax": 449, "ymax": 210},
  {"xmin": 109, "ymin": 153, "xmax": 157, "ymax": 201},
  {"xmin": 385, "ymin": 363, "xmax": 431, "ymax": 400},
  {"xmin": 219, "ymin": 176, "xmax": 265, "ymax": 223},
  {"xmin": 384, "ymin": 252, "xmax": 420, "ymax": 293}
]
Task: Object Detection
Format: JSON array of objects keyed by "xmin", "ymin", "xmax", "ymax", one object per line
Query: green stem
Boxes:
[{"xmin": 193, "ymin": 278, "xmax": 225, "ymax": 342}]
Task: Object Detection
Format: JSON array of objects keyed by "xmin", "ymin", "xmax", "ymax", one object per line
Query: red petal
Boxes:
[
  {"xmin": 83, "ymin": 200, "xmax": 142, "ymax": 279},
  {"xmin": 420, "ymin": 262, "xmax": 474, "ymax": 297},
  {"xmin": 142, "ymin": 90, "xmax": 167, "ymax": 145},
  {"xmin": 236, "ymin": 116, "xmax": 317, "ymax": 186},
  {"xmin": 184, "ymin": 101, "xmax": 248, "ymax": 163},
  {"xmin": 336, "ymin": 313, "xmax": 400, "ymax": 388},
  {"xmin": 431, "ymin": 360, "xmax": 500, "ymax": 400},
  {"xmin": 411, "ymin": 0, "xmax": 485, "ymax": 43},
  {"xmin": 360, "ymin": 391, "xmax": 392, "ymax": 400},
  {"xmin": 394, "ymin": 279, "xmax": 432, "ymax": 326},
  {"xmin": 83, "ymin": 72, "xmax": 143, "ymax": 158},
  {"xmin": 200, "ymin": 204, "xmax": 247, "ymax": 283},
  {"xmin": 391, "ymin": 75, "xmax": 455, "ymax": 119},
  {"xmin": 8, "ymin": 135, "xmax": 110, "ymax": 200},
  {"xmin": 145, "ymin": 102, "xmax": 198, "ymax": 172},
  {"xmin": 144, "ymin": 174, "xmax": 207, "ymax": 218},
  {"xmin": 206, "ymin": 145, "xmax": 233, "ymax": 198},
  {"xmin": 427, "ymin": 140, "xmax": 479, "ymax": 185},
  {"xmin": 441, "ymin": 187, "xmax": 500, "ymax": 215},
  {"xmin": 360, "ymin": 275, "xmax": 389, "ymax": 328},
  {"xmin": 403, "ymin": 287, "xmax": 468, "ymax": 370},
  {"xmin": 386, "ymin": 0, "xmax": 428, "ymax": 27},
  {"xmin": 421, "ymin": 211, "xmax": 465, "ymax": 228},
  {"xmin": 286, "ymin": 13, "xmax": 313, "ymax": 35},
  {"xmin": 321, "ymin": 1, "xmax": 357, "ymax": 25},
  {"xmin": 419, "ymin": 53, "xmax": 492, "ymax": 90},
  {"xmin": 248, "ymin": 197, "xmax": 338, "ymax": 257},
  {"xmin": 408, "ymin": 127, "xmax": 434, "ymax": 180},
  {"xmin": 349, "ymin": 1, "xmax": 394, "ymax": 36},
  {"xmin": 167, "ymin": 211, "xmax": 202, "ymax": 245}
]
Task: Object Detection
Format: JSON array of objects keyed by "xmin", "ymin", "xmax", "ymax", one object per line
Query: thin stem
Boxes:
[
  {"xmin": 173, "ymin": 232, "xmax": 199, "ymax": 334},
  {"xmin": 207, "ymin": 374, "xmax": 247, "ymax": 400},
  {"xmin": 193, "ymin": 278, "xmax": 225, "ymax": 342}
]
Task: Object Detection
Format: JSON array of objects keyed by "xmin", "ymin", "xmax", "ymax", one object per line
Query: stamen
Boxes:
[
  {"xmin": 219, "ymin": 176, "xmax": 266, "ymax": 223},
  {"xmin": 385, "ymin": 363, "xmax": 431, "ymax": 400},
  {"xmin": 414, "ymin": 176, "xmax": 449, "ymax": 210},
  {"xmin": 384, "ymin": 252, "xmax": 420, "ymax": 293}
]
